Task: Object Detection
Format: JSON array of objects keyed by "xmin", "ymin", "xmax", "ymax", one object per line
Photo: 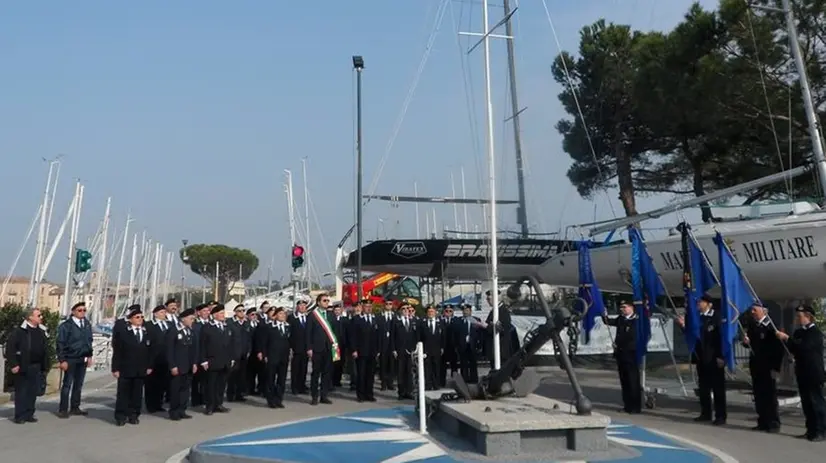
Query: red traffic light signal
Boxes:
[{"xmin": 292, "ymin": 245, "xmax": 304, "ymax": 257}]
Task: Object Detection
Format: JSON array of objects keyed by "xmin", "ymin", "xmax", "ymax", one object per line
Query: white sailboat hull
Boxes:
[{"xmin": 537, "ymin": 212, "xmax": 826, "ymax": 301}]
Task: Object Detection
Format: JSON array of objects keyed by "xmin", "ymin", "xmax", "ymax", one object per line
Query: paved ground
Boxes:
[{"xmin": 0, "ymin": 368, "xmax": 821, "ymax": 463}]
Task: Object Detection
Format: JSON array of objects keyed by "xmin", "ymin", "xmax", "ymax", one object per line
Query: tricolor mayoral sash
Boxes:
[{"xmin": 312, "ymin": 309, "xmax": 341, "ymax": 362}]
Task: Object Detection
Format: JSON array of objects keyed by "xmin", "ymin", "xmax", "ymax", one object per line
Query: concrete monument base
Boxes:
[{"xmin": 425, "ymin": 391, "xmax": 611, "ymax": 457}]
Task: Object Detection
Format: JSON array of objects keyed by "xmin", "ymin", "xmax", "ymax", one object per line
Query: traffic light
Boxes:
[
  {"xmin": 291, "ymin": 245, "xmax": 305, "ymax": 271},
  {"xmin": 74, "ymin": 249, "xmax": 92, "ymax": 273}
]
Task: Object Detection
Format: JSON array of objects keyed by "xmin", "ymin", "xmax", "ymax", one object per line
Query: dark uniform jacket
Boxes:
[
  {"xmin": 146, "ymin": 319, "xmax": 171, "ymax": 367},
  {"xmin": 167, "ymin": 323, "xmax": 198, "ymax": 373},
  {"xmin": 263, "ymin": 320, "xmax": 291, "ymax": 363},
  {"xmin": 227, "ymin": 318, "xmax": 250, "ymax": 361},
  {"xmin": 419, "ymin": 317, "xmax": 446, "ymax": 356},
  {"xmin": 305, "ymin": 309, "xmax": 336, "ymax": 355},
  {"xmin": 353, "ymin": 315, "xmax": 380, "ymax": 358},
  {"xmin": 4, "ymin": 322, "xmax": 49, "ymax": 373},
  {"xmin": 604, "ymin": 314, "xmax": 638, "ymax": 362},
  {"xmin": 454, "ymin": 316, "xmax": 482, "ymax": 353},
  {"xmin": 199, "ymin": 321, "xmax": 233, "ymax": 370},
  {"xmin": 692, "ymin": 309, "xmax": 723, "ymax": 367},
  {"xmin": 786, "ymin": 323, "xmax": 825, "ymax": 386},
  {"xmin": 392, "ymin": 316, "xmax": 419, "ymax": 355},
  {"xmin": 744, "ymin": 317, "xmax": 785, "ymax": 373},
  {"xmin": 111, "ymin": 325, "xmax": 151, "ymax": 378},
  {"xmin": 56, "ymin": 317, "xmax": 93, "ymax": 363}
]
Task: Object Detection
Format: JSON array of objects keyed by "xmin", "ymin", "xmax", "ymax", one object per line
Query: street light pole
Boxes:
[
  {"xmin": 181, "ymin": 239, "xmax": 189, "ymax": 308},
  {"xmin": 353, "ymin": 55, "xmax": 365, "ymax": 302}
]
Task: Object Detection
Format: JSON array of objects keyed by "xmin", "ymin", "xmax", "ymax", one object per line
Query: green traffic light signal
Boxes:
[{"xmin": 74, "ymin": 249, "xmax": 93, "ymax": 273}]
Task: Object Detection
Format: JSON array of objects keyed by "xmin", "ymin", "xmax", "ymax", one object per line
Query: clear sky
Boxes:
[{"xmin": 0, "ymin": 0, "xmax": 718, "ymax": 287}]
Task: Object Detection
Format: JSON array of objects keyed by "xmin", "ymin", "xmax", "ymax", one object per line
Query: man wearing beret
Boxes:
[
  {"xmin": 56, "ymin": 301, "xmax": 94, "ymax": 419},
  {"xmin": 111, "ymin": 307, "xmax": 152, "ymax": 426},
  {"xmin": 245, "ymin": 307, "xmax": 263, "ymax": 396},
  {"xmin": 145, "ymin": 305, "xmax": 172, "ymax": 413},
  {"xmin": 167, "ymin": 308, "xmax": 198, "ymax": 421},
  {"xmin": 190, "ymin": 303, "xmax": 211, "ymax": 407},
  {"xmin": 199, "ymin": 304, "xmax": 234, "ymax": 415},
  {"xmin": 226, "ymin": 304, "xmax": 250, "ymax": 403},
  {"xmin": 776, "ymin": 305, "xmax": 825, "ymax": 441}
]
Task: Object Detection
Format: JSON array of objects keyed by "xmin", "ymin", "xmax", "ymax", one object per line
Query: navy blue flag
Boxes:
[
  {"xmin": 628, "ymin": 228, "xmax": 662, "ymax": 364},
  {"xmin": 576, "ymin": 240, "xmax": 606, "ymax": 344},
  {"xmin": 715, "ymin": 232, "xmax": 756, "ymax": 371},
  {"xmin": 679, "ymin": 223, "xmax": 718, "ymax": 355}
]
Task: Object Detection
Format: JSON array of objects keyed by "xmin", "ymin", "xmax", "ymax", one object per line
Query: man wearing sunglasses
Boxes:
[{"xmin": 56, "ymin": 302, "xmax": 94, "ymax": 419}]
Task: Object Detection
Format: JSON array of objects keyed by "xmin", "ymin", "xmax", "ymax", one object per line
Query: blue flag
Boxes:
[
  {"xmin": 715, "ymin": 232, "xmax": 756, "ymax": 372},
  {"xmin": 679, "ymin": 223, "xmax": 718, "ymax": 355},
  {"xmin": 576, "ymin": 240, "xmax": 606, "ymax": 344},
  {"xmin": 628, "ymin": 228, "xmax": 661, "ymax": 364}
]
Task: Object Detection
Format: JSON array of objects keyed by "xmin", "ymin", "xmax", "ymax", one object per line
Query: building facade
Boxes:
[{"xmin": 0, "ymin": 276, "xmax": 64, "ymax": 311}]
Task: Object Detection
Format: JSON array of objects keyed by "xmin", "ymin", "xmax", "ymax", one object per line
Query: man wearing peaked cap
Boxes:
[
  {"xmin": 775, "ymin": 305, "xmax": 825, "ymax": 441},
  {"xmin": 111, "ymin": 305, "xmax": 151, "ymax": 426},
  {"xmin": 145, "ymin": 305, "xmax": 172, "ymax": 413},
  {"xmin": 190, "ymin": 304, "xmax": 211, "ymax": 407},
  {"xmin": 56, "ymin": 301, "xmax": 94, "ymax": 419},
  {"xmin": 245, "ymin": 307, "xmax": 263, "ymax": 396},
  {"xmin": 226, "ymin": 305, "xmax": 251, "ymax": 402},
  {"xmin": 200, "ymin": 303, "xmax": 233, "ymax": 415},
  {"xmin": 167, "ymin": 306, "xmax": 198, "ymax": 420}
]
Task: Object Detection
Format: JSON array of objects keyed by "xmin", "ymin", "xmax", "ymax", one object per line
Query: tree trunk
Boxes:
[
  {"xmin": 615, "ymin": 145, "xmax": 638, "ymax": 216},
  {"xmin": 682, "ymin": 139, "xmax": 714, "ymax": 223}
]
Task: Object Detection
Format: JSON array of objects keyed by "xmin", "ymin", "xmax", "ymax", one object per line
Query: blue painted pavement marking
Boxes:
[{"xmin": 194, "ymin": 406, "xmax": 719, "ymax": 463}]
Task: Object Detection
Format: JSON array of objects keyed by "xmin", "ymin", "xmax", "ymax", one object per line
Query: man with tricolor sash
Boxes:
[{"xmin": 305, "ymin": 293, "xmax": 337, "ymax": 405}]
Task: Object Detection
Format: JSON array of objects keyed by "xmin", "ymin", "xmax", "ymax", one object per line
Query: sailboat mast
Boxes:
[
  {"xmin": 461, "ymin": 167, "xmax": 469, "ymax": 238},
  {"xmin": 481, "ymin": 0, "xmax": 502, "ymax": 370},
  {"xmin": 414, "ymin": 181, "xmax": 421, "ymax": 238},
  {"xmin": 450, "ymin": 172, "xmax": 460, "ymax": 234},
  {"xmin": 301, "ymin": 158, "xmax": 311, "ymax": 289},
  {"xmin": 780, "ymin": 0, "xmax": 826, "ymax": 195},
  {"xmin": 502, "ymin": 0, "xmax": 529, "ymax": 238}
]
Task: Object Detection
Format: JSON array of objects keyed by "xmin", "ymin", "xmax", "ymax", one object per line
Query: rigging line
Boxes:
[
  {"xmin": 540, "ymin": 0, "xmax": 618, "ymax": 222},
  {"xmin": 365, "ymin": 0, "xmax": 450, "ymax": 204},
  {"xmin": 307, "ymin": 191, "xmax": 335, "ymax": 275},
  {"xmin": 449, "ymin": 0, "xmax": 490, "ymax": 272},
  {"xmin": 744, "ymin": 3, "xmax": 792, "ymax": 198}
]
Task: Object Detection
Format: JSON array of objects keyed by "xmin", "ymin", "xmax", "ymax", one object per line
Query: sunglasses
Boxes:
[
  {"xmin": 322, "ymin": 299, "xmax": 330, "ymax": 302},
  {"xmin": 75, "ymin": 308, "xmax": 87, "ymax": 312}
]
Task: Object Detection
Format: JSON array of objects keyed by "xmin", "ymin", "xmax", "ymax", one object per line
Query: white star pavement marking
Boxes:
[
  {"xmin": 606, "ymin": 423, "xmax": 687, "ymax": 450},
  {"xmin": 205, "ymin": 414, "xmax": 449, "ymax": 463}
]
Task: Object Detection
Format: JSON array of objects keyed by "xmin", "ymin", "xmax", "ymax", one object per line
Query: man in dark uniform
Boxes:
[
  {"xmin": 377, "ymin": 300, "xmax": 396, "ymax": 391},
  {"xmin": 677, "ymin": 294, "xmax": 726, "ymax": 425},
  {"xmin": 190, "ymin": 303, "xmax": 213, "ymax": 406},
  {"xmin": 199, "ymin": 304, "xmax": 234, "ymax": 415},
  {"xmin": 353, "ymin": 299, "xmax": 379, "ymax": 402},
  {"xmin": 776, "ymin": 305, "xmax": 825, "ymax": 441},
  {"xmin": 166, "ymin": 308, "xmax": 198, "ymax": 421},
  {"xmin": 56, "ymin": 301, "xmax": 93, "ymax": 419},
  {"xmin": 479, "ymin": 290, "xmax": 512, "ymax": 369},
  {"xmin": 602, "ymin": 301, "xmax": 642, "ymax": 414},
  {"xmin": 307, "ymin": 294, "xmax": 337, "ymax": 405},
  {"xmin": 420, "ymin": 305, "xmax": 445, "ymax": 391},
  {"xmin": 346, "ymin": 301, "xmax": 364, "ymax": 391},
  {"xmin": 226, "ymin": 304, "xmax": 250, "ymax": 402},
  {"xmin": 289, "ymin": 300, "xmax": 310, "ymax": 394},
  {"xmin": 440, "ymin": 305, "xmax": 458, "ymax": 387},
  {"xmin": 330, "ymin": 303, "xmax": 347, "ymax": 388},
  {"xmin": 111, "ymin": 306, "xmax": 152, "ymax": 426},
  {"xmin": 392, "ymin": 303, "xmax": 418, "ymax": 399},
  {"xmin": 260, "ymin": 307, "xmax": 291, "ymax": 408},
  {"xmin": 145, "ymin": 305, "xmax": 171, "ymax": 413},
  {"xmin": 245, "ymin": 307, "xmax": 262, "ymax": 396},
  {"xmin": 455, "ymin": 304, "xmax": 481, "ymax": 384},
  {"xmin": 251, "ymin": 305, "xmax": 274, "ymax": 396},
  {"xmin": 742, "ymin": 304, "xmax": 785, "ymax": 432},
  {"xmin": 5, "ymin": 308, "xmax": 49, "ymax": 424}
]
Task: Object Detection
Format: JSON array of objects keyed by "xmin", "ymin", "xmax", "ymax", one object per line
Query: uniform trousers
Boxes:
[
  {"xmin": 58, "ymin": 359, "xmax": 87, "ymax": 413},
  {"xmin": 168, "ymin": 373, "xmax": 192, "ymax": 418},
  {"xmin": 114, "ymin": 377, "xmax": 144, "ymax": 421},
  {"xmin": 204, "ymin": 368, "xmax": 228, "ymax": 412},
  {"xmin": 751, "ymin": 368, "xmax": 780, "ymax": 429},
  {"xmin": 311, "ymin": 352, "xmax": 333, "ymax": 400},
  {"xmin": 356, "ymin": 355, "xmax": 376, "ymax": 400},
  {"xmin": 265, "ymin": 360, "xmax": 288, "ymax": 406},
  {"xmin": 226, "ymin": 357, "xmax": 247, "ymax": 400},
  {"xmin": 616, "ymin": 358, "xmax": 642, "ymax": 412},
  {"xmin": 799, "ymin": 382, "xmax": 826, "ymax": 437},
  {"xmin": 697, "ymin": 364, "xmax": 727, "ymax": 420},
  {"xmin": 13, "ymin": 364, "xmax": 42, "ymax": 421}
]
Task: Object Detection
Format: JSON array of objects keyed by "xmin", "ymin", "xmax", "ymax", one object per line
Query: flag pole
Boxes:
[
  {"xmin": 712, "ymin": 228, "xmax": 793, "ymax": 359},
  {"xmin": 682, "ymin": 224, "xmax": 755, "ymax": 368}
]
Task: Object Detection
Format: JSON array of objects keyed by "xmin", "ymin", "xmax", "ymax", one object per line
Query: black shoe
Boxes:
[
  {"xmin": 57, "ymin": 411, "xmax": 70, "ymax": 419},
  {"xmin": 320, "ymin": 398, "xmax": 332, "ymax": 404},
  {"xmin": 712, "ymin": 418, "xmax": 726, "ymax": 426},
  {"xmin": 796, "ymin": 433, "xmax": 811, "ymax": 439},
  {"xmin": 276, "ymin": 403, "xmax": 285, "ymax": 409},
  {"xmin": 380, "ymin": 386, "xmax": 387, "ymax": 391},
  {"xmin": 693, "ymin": 415, "xmax": 712, "ymax": 422},
  {"xmin": 357, "ymin": 398, "xmax": 364, "ymax": 403},
  {"xmin": 367, "ymin": 397, "xmax": 377, "ymax": 402},
  {"xmin": 169, "ymin": 415, "xmax": 181, "ymax": 421},
  {"xmin": 12, "ymin": 418, "xmax": 25, "ymax": 424},
  {"xmin": 752, "ymin": 425, "xmax": 768, "ymax": 431},
  {"xmin": 236, "ymin": 397, "xmax": 247, "ymax": 402},
  {"xmin": 766, "ymin": 426, "xmax": 781, "ymax": 434},
  {"xmin": 311, "ymin": 398, "xmax": 319, "ymax": 406},
  {"xmin": 216, "ymin": 406, "xmax": 229, "ymax": 413},
  {"xmin": 26, "ymin": 417, "xmax": 38, "ymax": 423},
  {"xmin": 388, "ymin": 386, "xmax": 396, "ymax": 391},
  {"xmin": 127, "ymin": 417, "xmax": 139, "ymax": 425},
  {"xmin": 181, "ymin": 413, "xmax": 193, "ymax": 419},
  {"xmin": 809, "ymin": 435, "xmax": 825, "ymax": 442},
  {"xmin": 115, "ymin": 420, "xmax": 126, "ymax": 427},
  {"xmin": 70, "ymin": 408, "xmax": 88, "ymax": 416},
  {"xmin": 204, "ymin": 409, "xmax": 214, "ymax": 416},
  {"xmin": 268, "ymin": 403, "xmax": 277, "ymax": 408}
]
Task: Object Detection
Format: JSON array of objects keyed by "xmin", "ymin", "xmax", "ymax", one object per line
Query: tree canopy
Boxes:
[
  {"xmin": 180, "ymin": 244, "xmax": 259, "ymax": 299},
  {"xmin": 553, "ymin": 0, "xmax": 825, "ymax": 221}
]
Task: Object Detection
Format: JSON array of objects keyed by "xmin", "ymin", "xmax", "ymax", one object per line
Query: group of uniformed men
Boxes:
[
  {"xmin": 6, "ymin": 289, "xmax": 514, "ymax": 427},
  {"xmin": 607, "ymin": 296, "xmax": 825, "ymax": 442}
]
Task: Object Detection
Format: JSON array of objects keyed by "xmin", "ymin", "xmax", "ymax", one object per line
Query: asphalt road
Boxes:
[{"xmin": 0, "ymin": 368, "xmax": 821, "ymax": 463}]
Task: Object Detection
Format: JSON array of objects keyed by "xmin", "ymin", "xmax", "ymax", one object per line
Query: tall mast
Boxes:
[
  {"xmin": 461, "ymin": 167, "xmax": 469, "ymax": 238},
  {"xmin": 284, "ymin": 169, "xmax": 298, "ymax": 292},
  {"xmin": 301, "ymin": 158, "xmax": 311, "ymax": 289},
  {"xmin": 450, "ymin": 172, "xmax": 460, "ymax": 234},
  {"xmin": 414, "ymin": 181, "xmax": 420, "ymax": 238},
  {"xmin": 779, "ymin": 0, "xmax": 826, "ymax": 195},
  {"xmin": 114, "ymin": 214, "xmax": 131, "ymax": 317},
  {"xmin": 502, "ymin": 0, "xmax": 529, "ymax": 237}
]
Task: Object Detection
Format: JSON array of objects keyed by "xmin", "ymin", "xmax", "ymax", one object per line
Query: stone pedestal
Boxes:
[{"xmin": 426, "ymin": 393, "xmax": 610, "ymax": 457}]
